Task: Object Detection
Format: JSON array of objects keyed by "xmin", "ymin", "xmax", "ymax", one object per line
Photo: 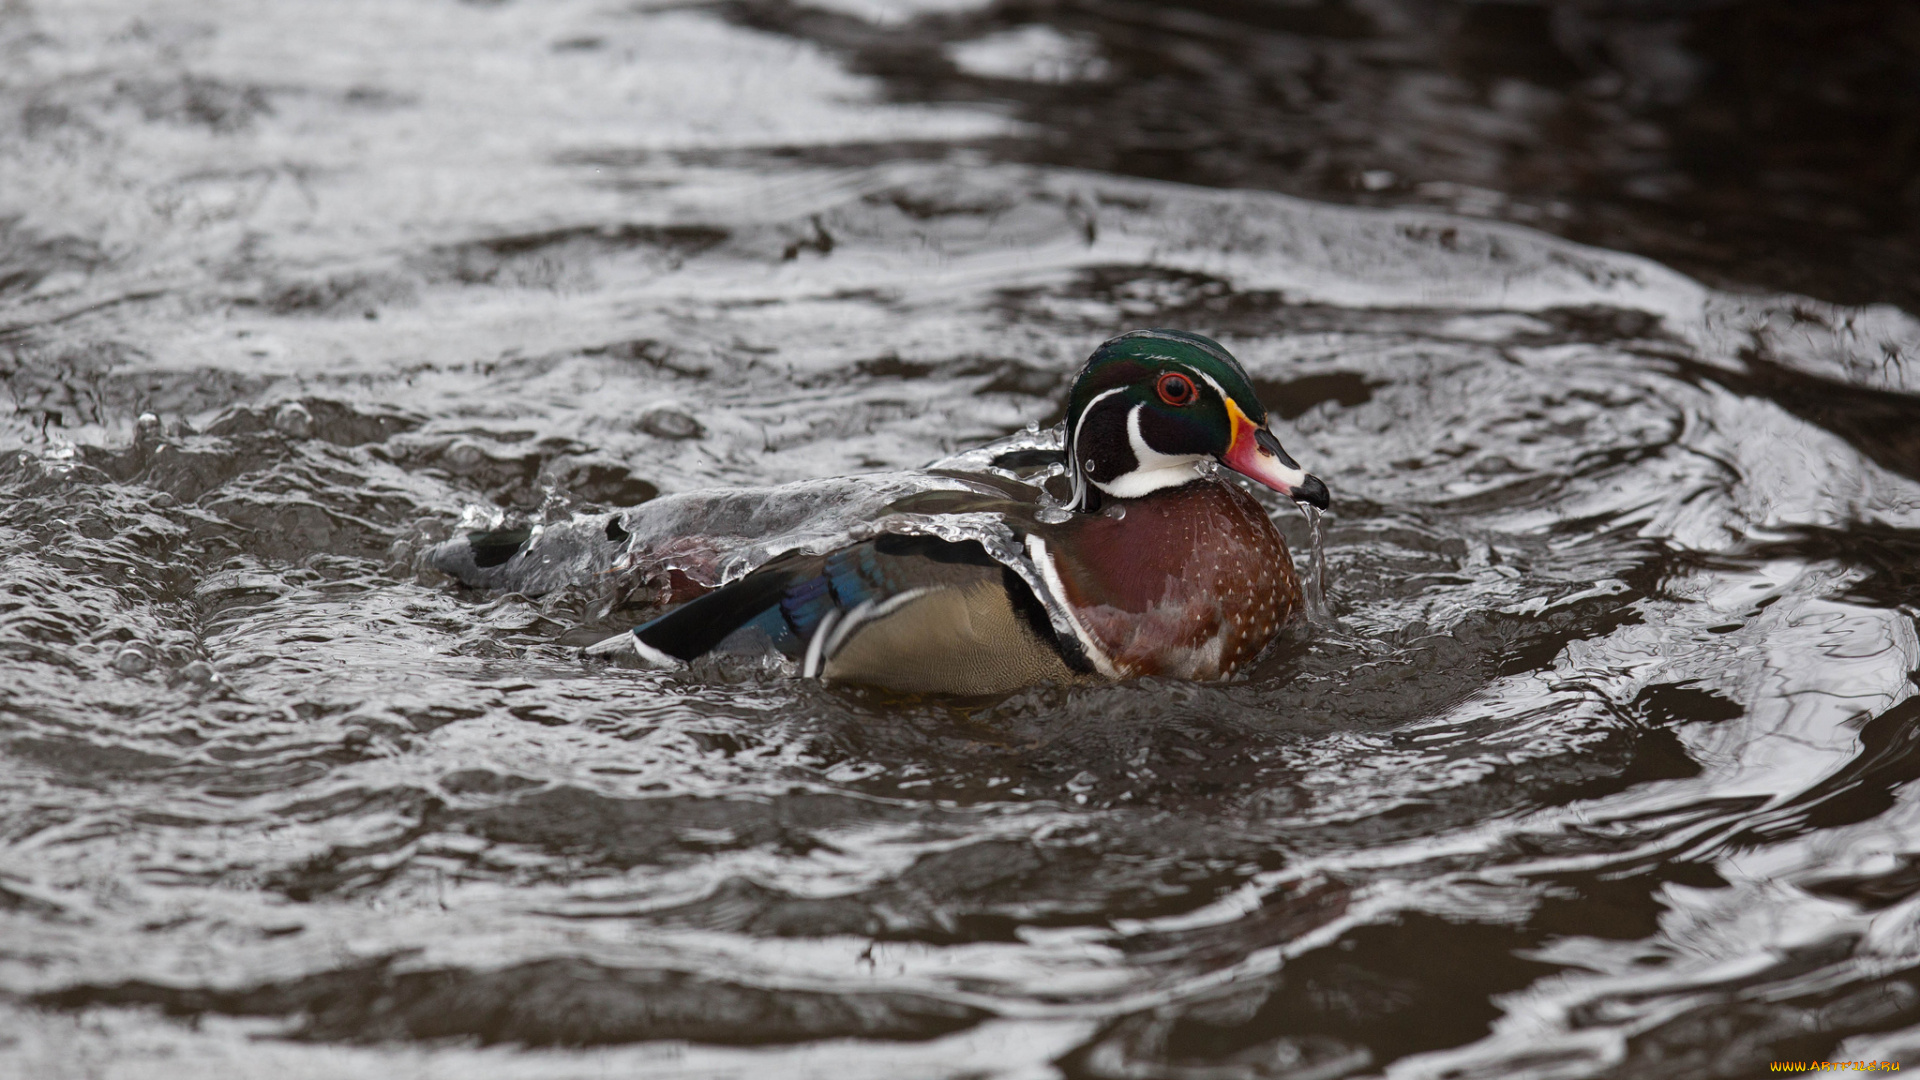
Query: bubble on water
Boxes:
[
  {"xmin": 637, "ymin": 408, "xmax": 704, "ymax": 440},
  {"xmin": 441, "ymin": 441, "xmax": 487, "ymax": 475},
  {"xmin": 111, "ymin": 645, "xmax": 152, "ymax": 674},
  {"xmin": 272, "ymin": 401, "xmax": 314, "ymax": 439}
]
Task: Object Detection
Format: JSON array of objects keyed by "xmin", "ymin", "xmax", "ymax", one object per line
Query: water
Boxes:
[
  {"xmin": 4, "ymin": 2, "xmax": 1920, "ymax": 1078},
  {"xmin": 1299, "ymin": 504, "xmax": 1330, "ymax": 627}
]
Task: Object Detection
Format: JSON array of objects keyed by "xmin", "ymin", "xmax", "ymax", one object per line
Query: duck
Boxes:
[{"xmin": 582, "ymin": 329, "xmax": 1330, "ymax": 694}]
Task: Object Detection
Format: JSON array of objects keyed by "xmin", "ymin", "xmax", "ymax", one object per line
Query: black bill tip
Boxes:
[{"xmin": 1292, "ymin": 473, "xmax": 1331, "ymax": 510}]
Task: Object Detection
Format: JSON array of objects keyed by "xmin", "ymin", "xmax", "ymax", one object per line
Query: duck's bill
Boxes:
[{"xmin": 1221, "ymin": 400, "xmax": 1331, "ymax": 509}]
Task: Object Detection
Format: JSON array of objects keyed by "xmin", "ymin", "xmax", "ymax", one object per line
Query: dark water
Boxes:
[
  {"xmin": 4, "ymin": 2, "xmax": 1920, "ymax": 1077},
  {"xmin": 732, "ymin": 0, "xmax": 1920, "ymax": 312}
]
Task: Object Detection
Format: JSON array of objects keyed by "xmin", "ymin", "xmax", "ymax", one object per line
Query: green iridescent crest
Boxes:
[{"xmin": 1065, "ymin": 329, "xmax": 1267, "ymax": 433}]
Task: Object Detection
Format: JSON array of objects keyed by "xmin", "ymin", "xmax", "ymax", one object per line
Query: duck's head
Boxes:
[{"xmin": 1064, "ymin": 329, "xmax": 1331, "ymax": 512}]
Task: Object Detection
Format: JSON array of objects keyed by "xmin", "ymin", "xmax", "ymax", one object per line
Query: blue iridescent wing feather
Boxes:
[{"xmin": 629, "ymin": 535, "xmax": 973, "ymax": 663}]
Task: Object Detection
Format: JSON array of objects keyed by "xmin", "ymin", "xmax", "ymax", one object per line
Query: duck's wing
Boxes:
[{"xmin": 589, "ymin": 533, "xmax": 1088, "ymax": 694}]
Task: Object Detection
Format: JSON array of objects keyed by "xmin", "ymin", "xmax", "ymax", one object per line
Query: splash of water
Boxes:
[{"xmin": 1300, "ymin": 503, "xmax": 1332, "ymax": 625}]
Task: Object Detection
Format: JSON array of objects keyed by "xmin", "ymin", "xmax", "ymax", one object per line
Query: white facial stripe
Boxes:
[{"xmin": 1191, "ymin": 368, "xmax": 1232, "ymax": 405}]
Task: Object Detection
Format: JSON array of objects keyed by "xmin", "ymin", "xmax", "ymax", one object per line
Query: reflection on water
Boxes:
[{"xmin": 3, "ymin": 1, "xmax": 1920, "ymax": 1077}]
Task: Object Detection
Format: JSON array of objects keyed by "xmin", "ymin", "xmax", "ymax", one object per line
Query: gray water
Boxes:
[{"xmin": 6, "ymin": 2, "xmax": 1920, "ymax": 1078}]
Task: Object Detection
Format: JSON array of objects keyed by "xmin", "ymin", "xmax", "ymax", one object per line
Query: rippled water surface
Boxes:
[{"xmin": 6, "ymin": 2, "xmax": 1920, "ymax": 1077}]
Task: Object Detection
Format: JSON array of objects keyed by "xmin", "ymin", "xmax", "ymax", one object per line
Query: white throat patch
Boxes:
[{"xmin": 1090, "ymin": 403, "xmax": 1206, "ymax": 500}]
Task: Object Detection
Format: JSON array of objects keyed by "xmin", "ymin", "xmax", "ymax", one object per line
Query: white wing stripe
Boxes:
[
  {"xmin": 818, "ymin": 586, "xmax": 937, "ymax": 667},
  {"xmin": 802, "ymin": 608, "xmax": 843, "ymax": 678}
]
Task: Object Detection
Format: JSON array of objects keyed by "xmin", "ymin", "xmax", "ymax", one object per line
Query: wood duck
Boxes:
[{"xmin": 587, "ymin": 329, "xmax": 1330, "ymax": 694}]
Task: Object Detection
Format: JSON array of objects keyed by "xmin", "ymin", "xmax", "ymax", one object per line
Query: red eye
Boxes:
[{"xmin": 1156, "ymin": 372, "xmax": 1197, "ymax": 406}]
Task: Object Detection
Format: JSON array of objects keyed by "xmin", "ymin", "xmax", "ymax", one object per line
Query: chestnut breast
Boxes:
[{"xmin": 1042, "ymin": 480, "xmax": 1300, "ymax": 679}]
